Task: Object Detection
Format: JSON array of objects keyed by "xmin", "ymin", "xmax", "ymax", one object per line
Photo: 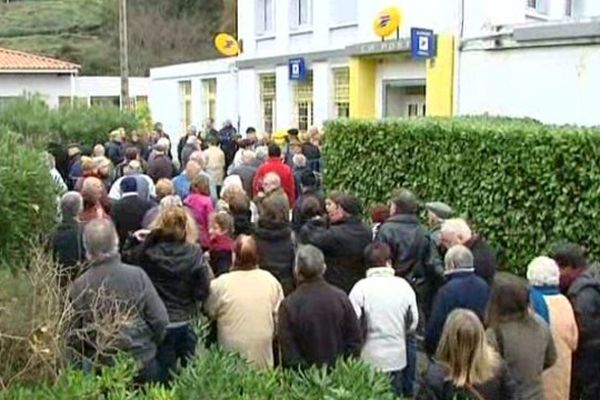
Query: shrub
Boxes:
[
  {"xmin": 0, "ymin": 130, "xmax": 57, "ymax": 268},
  {"xmin": 0, "ymin": 96, "xmax": 140, "ymax": 147},
  {"xmin": 323, "ymin": 118, "xmax": 600, "ymax": 273}
]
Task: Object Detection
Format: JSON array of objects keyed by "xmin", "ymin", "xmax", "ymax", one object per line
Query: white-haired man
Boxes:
[
  {"xmin": 108, "ymin": 160, "xmax": 155, "ymax": 202},
  {"xmin": 229, "ymin": 150, "xmax": 258, "ymax": 198},
  {"xmin": 147, "ymin": 140, "xmax": 174, "ymax": 182},
  {"xmin": 440, "ymin": 218, "xmax": 497, "ymax": 285},
  {"xmin": 68, "ymin": 219, "xmax": 168, "ymax": 383},
  {"xmin": 52, "ymin": 191, "xmax": 85, "ymax": 285},
  {"xmin": 278, "ymin": 245, "xmax": 362, "ymax": 369},
  {"xmin": 292, "ymin": 153, "xmax": 309, "ymax": 200}
]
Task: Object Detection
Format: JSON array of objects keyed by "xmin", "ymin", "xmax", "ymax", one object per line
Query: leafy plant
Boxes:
[{"xmin": 323, "ymin": 118, "xmax": 600, "ymax": 274}]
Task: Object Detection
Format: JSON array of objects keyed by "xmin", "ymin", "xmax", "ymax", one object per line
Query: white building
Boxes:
[
  {"xmin": 149, "ymin": 0, "xmax": 600, "ymax": 150},
  {"xmin": 0, "ymin": 47, "xmax": 149, "ymax": 109}
]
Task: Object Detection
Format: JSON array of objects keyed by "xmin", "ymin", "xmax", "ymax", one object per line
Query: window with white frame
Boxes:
[
  {"xmin": 332, "ymin": 67, "xmax": 349, "ymax": 118},
  {"xmin": 330, "ymin": 0, "xmax": 357, "ymax": 26},
  {"xmin": 290, "ymin": 0, "xmax": 312, "ymax": 30},
  {"xmin": 294, "ymin": 71, "xmax": 313, "ymax": 132},
  {"xmin": 202, "ymin": 79, "xmax": 217, "ymax": 122},
  {"xmin": 256, "ymin": 0, "xmax": 274, "ymax": 35},
  {"xmin": 180, "ymin": 81, "xmax": 192, "ymax": 132},
  {"xmin": 527, "ymin": 0, "xmax": 549, "ymax": 14},
  {"xmin": 260, "ymin": 74, "xmax": 276, "ymax": 135}
]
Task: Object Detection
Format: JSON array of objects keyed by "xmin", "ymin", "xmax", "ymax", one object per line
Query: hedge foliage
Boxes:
[
  {"xmin": 0, "ymin": 96, "xmax": 140, "ymax": 147},
  {"xmin": 0, "ymin": 129, "xmax": 58, "ymax": 268},
  {"xmin": 1, "ymin": 350, "xmax": 396, "ymax": 400},
  {"xmin": 323, "ymin": 118, "xmax": 600, "ymax": 273}
]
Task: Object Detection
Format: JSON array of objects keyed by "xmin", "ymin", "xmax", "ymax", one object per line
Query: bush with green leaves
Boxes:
[
  {"xmin": 0, "ymin": 129, "xmax": 57, "ymax": 269},
  {"xmin": 0, "ymin": 96, "xmax": 140, "ymax": 147},
  {"xmin": 323, "ymin": 118, "xmax": 600, "ymax": 274},
  {"xmin": 0, "ymin": 350, "xmax": 396, "ymax": 400}
]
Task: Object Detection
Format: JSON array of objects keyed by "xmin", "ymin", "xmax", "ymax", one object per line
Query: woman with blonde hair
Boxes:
[
  {"xmin": 418, "ymin": 309, "xmax": 516, "ymax": 400},
  {"xmin": 129, "ymin": 206, "xmax": 211, "ymax": 382}
]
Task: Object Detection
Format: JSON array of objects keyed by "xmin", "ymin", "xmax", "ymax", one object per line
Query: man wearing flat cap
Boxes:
[{"xmin": 425, "ymin": 201, "xmax": 454, "ymax": 251}]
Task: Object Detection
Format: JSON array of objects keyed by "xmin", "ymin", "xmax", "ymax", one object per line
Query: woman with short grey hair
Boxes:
[{"xmin": 526, "ymin": 257, "xmax": 578, "ymax": 400}]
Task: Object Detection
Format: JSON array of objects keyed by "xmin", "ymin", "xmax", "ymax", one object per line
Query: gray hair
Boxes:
[
  {"xmin": 441, "ymin": 218, "xmax": 472, "ymax": 242},
  {"xmin": 60, "ymin": 191, "xmax": 83, "ymax": 220},
  {"xmin": 255, "ymin": 146, "xmax": 268, "ymax": 161},
  {"xmin": 83, "ymin": 218, "xmax": 119, "ymax": 261},
  {"xmin": 186, "ymin": 135, "xmax": 199, "ymax": 145},
  {"xmin": 126, "ymin": 160, "xmax": 143, "ymax": 174},
  {"xmin": 264, "ymin": 172, "xmax": 281, "ymax": 188},
  {"xmin": 293, "ymin": 153, "xmax": 307, "ymax": 168},
  {"xmin": 241, "ymin": 150, "xmax": 256, "ymax": 164},
  {"xmin": 159, "ymin": 195, "xmax": 183, "ymax": 210},
  {"xmin": 295, "ymin": 245, "xmax": 327, "ymax": 279},
  {"xmin": 527, "ymin": 256, "xmax": 560, "ymax": 287},
  {"xmin": 444, "ymin": 245, "xmax": 474, "ymax": 274}
]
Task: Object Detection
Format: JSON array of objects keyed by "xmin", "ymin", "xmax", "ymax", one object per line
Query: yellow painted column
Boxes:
[
  {"xmin": 426, "ymin": 34, "xmax": 455, "ymax": 117},
  {"xmin": 349, "ymin": 57, "xmax": 376, "ymax": 118}
]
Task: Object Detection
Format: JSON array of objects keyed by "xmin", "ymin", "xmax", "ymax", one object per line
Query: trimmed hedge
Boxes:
[
  {"xmin": 323, "ymin": 118, "xmax": 600, "ymax": 273},
  {"xmin": 0, "ymin": 129, "xmax": 58, "ymax": 268},
  {"xmin": 1, "ymin": 350, "xmax": 396, "ymax": 399},
  {"xmin": 0, "ymin": 96, "xmax": 140, "ymax": 147}
]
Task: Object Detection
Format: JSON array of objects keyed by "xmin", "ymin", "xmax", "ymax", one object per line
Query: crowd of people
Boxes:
[{"xmin": 46, "ymin": 121, "xmax": 600, "ymax": 399}]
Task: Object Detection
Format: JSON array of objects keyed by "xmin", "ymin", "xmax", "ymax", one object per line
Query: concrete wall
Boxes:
[{"xmin": 457, "ymin": 44, "xmax": 600, "ymax": 126}]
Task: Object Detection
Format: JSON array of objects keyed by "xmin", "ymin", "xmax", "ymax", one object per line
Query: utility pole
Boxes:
[{"xmin": 119, "ymin": 0, "xmax": 130, "ymax": 111}]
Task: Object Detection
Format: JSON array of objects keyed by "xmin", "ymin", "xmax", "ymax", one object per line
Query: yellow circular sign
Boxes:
[
  {"xmin": 373, "ymin": 6, "xmax": 403, "ymax": 38},
  {"xmin": 214, "ymin": 33, "xmax": 240, "ymax": 57}
]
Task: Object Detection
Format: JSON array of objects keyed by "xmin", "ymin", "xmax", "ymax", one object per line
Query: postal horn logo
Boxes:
[
  {"xmin": 214, "ymin": 33, "xmax": 240, "ymax": 57},
  {"xmin": 373, "ymin": 6, "xmax": 402, "ymax": 38}
]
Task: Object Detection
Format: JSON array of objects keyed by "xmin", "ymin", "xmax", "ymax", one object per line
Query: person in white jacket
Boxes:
[{"xmin": 349, "ymin": 242, "xmax": 419, "ymax": 398}]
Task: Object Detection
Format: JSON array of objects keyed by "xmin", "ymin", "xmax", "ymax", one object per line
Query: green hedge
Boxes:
[
  {"xmin": 0, "ymin": 129, "xmax": 58, "ymax": 268},
  {"xmin": 0, "ymin": 96, "xmax": 140, "ymax": 147},
  {"xmin": 1, "ymin": 351, "xmax": 396, "ymax": 399},
  {"xmin": 323, "ymin": 118, "xmax": 600, "ymax": 274}
]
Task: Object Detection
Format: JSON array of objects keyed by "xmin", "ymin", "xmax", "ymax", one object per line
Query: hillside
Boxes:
[{"xmin": 0, "ymin": 0, "xmax": 236, "ymax": 76}]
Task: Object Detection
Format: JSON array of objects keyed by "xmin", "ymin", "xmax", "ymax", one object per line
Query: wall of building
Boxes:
[
  {"xmin": 457, "ymin": 44, "xmax": 600, "ymax": 126},
  {"xmin": 0, "ymin": 74, "xmax": 73, "ymax": 108},
  {"xmin": 74, "ymin": 77, "xmax": 149, "ymax": 99}
]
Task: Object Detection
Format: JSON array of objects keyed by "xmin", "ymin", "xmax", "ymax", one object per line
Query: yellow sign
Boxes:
[
  {"xmin": 373, "ymin": 6, "xmax": 403, "ymax": 38},
  {"xmin": 214, "ymin": 33, "xmax": 240, "ymax": 57}
]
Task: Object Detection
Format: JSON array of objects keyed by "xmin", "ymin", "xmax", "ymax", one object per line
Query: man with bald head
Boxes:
[
  {"xmin": 68, "ymin": 218, "xmax": 168, "ymax": 383},
  {"xmin": 253, "ymin": 144, "xmax": 295, "ymax": 207},
  {"xmin": 256, "ymin": 172, "xmax": 289, "ymax": 218},
  {"xmin": 171, "ymin": 158, "xmax": 216, "ymax": 203}
]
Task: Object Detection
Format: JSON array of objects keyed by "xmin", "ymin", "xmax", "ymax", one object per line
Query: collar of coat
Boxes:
[
  {"xmin": 386, "ymin": 214, "xmax": 419, "ymax": 225},
  {"xmin": 366, "ymin": 266, "xmax": 395, "ymax": 278}
]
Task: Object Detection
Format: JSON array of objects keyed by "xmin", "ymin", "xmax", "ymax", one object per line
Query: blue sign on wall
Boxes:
[
  {"xmin": 289, "ymin": 58, "xmax": 307, "ymax": 81},
  {"xmin": 410, "ymin": 28, "xmax": 436, "ymax": 59}
]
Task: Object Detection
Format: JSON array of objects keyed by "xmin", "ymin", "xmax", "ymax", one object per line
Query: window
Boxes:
[
  {"xmin": 333, "ymin": 67, "xmax": 350, "ymax": 118},
  {"xmin": 330, "ymin": 0, "xmax": 357, "ymax": 26},
  {"xmin": 260, "ymin": 74, "xmax": 276, "ymax": 135},
  {"xmin": 256, "ymin": 0, "xmax": 274, "ymax": 35},
  {"xmin": 127, "ymin": 96, "xmax": 149, "ymax": 111},
  {"xmin": 565, "ymin": 0, "xmax": 573, "ymax": 16},
  {"xmin": 290, "ymin": 0, "xmax": 311, "ymax": 29},
  {"xmin": 527, "ymin": 0, "xmax": 549, "ymax": 14},
  {"xmin": 90, "ymin": 96, "xmax": 120, "ymax": 107},
  {"xmin": 58, "ymin": 96, "xmax": 89, "ymax": 108},
  {"xmin": 180, "ymin": 81, "xmax": 192, "ymax": 132},
  {"xmin": 202, "ymin": 78, "xmax": 217, "ymax": 122},
  {"xmin": 294, "ymin": 71, "xmax": 313, "ymax": 132}
]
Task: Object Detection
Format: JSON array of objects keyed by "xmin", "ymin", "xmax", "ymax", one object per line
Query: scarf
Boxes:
[{"xmin": 529, "ymin": 285, "xmax": 560, "ymax": 325}]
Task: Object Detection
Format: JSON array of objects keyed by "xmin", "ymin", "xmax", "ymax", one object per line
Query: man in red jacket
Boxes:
[{"xmin": 253, "ymin": 144, "xmax": 296, "ymax": 207}]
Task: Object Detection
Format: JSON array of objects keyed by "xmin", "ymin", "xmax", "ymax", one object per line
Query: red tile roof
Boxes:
[{"xmin": 0, "ymin": 47, "xmax": 80, "ymax": 72}]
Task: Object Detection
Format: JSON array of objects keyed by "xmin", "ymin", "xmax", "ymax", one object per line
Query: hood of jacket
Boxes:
[
  {"xmin": 254, "ymin": 220, "xmax": 292, "ymax": 241},
  {"xmin": 569, "ymin": 264, "xmax": 600, "ymax": 297},
  {"xmin": 143, "ymin": 238, "xmax": 201, "ymax": 274}
]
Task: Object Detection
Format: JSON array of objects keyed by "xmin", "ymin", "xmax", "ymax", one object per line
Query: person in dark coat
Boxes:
[
  {"xmin": 147, "ymin": 143, "xmax": 175, "ymax": 182},
  {"xmin": 218, "ymin": 120, "xmax": 238, "ymax": 171},
  {"xmin": 105, "ymin": 130, "xmax": 125, "ymax": 167},
  {"xmin": 111, "ymin": 177, "xmax": 152, "ymax": 248},
  {"xmin": 552, "ymin": 243, "xmax": 600, "ymax": 400},
  {"xmin": 418, "ymin": 309, "xmax": 517, "ymax": 400},
  {"xmin": 177, "ymin": 125, "xmax": 197, "ymax": 163},
  {"xmin": 291, "ymin": 169, "xmax": 324, "ymax": 232},
  {"xmin": 440, "ymin": 218, "xmax": 497, "ymax": 285},
  {"xmin": 292, "ymin": 154, "xmax": 310, "ymax": 200},
  {"xmin": 375, "ymin": 188, "xmax": 444, "ymax": 320},
  {"xmin": 425, "ymin": 245, "xmax": 491, "ymax": 357},
  {"xmin": 425, "ymin": 201, "xmax": 453, "ymax": 250},
  {"xmin": 52, "ymin": 191, "xmax": 86, "ymax": 286},
  {"xmin": 67, "ymin": 144, "xmax": 83, "ymax": 189},
  {"xmin": 127, "ymin": 206, "xmax": 211, "ymax": 382},
  {"xmin": 253, "ymin": 194, "xmax": 295, "ymax": 295},
  {"xmin": 229, "ymin": 150, "xmax": 258, "ymax": 198},
  {"xmin": 299, "ymin": 192, "xmax": 372, "ymax": 293},
  {"xmin": 278, "ymin": 245, "xmax": 362, "ymax": 369},
  {"xmin": 208, "ymin": 212, "xmax": 234, "ymax": 277}
]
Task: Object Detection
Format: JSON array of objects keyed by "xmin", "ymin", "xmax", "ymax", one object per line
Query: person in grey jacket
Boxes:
[{"xmin": 68, "ymin": 218, "xmax": 168, "ymax": 384}]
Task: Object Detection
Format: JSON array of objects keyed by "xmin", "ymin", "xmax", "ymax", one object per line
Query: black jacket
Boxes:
[
  {"xmin": 465, "ymin": 235, "xmax": 497, "ymax": 285},
  {"xmin": 278, "ymin": 278, "xmax": 362, "ymax": 369},
  {"xmin": 106, "ymin": 140, "xmax": 124, "ymax": 166},
  {"xmin": 376, "ymin": 214, "xmax": 444, "ymax": 317},
  {"xmin": 291, "ymin": 188, "xmax": 325, "ymax": 232},
  {"xmin": 52, "ymin": 220, "xmax": 85, "ymax": 285},
  {"xmin": 254, "ymin": 221, "xmax": 296, "ymax": 296},
  {"xmin": 111, "ymin": 194, "xmax": 153, "ymax": 248},
  {"xmin": 417, "ymin": 362, "xmax": 517, "ymax": 400},
  {"xmin": 568, "ymin": 265, "xmax": 600, "ymax": 349},
  {"xmin": 299, "ymin": 216, "xmax": 371, "ymax": 293},
  {"xmin": 135, "ymin": 236, "xmax": 211, "ymax": 323}
]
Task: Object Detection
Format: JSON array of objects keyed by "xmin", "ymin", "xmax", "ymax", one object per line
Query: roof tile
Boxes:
[{"xmin": 0, "ymin": 47, "xmax": 80, "ymax": 71}]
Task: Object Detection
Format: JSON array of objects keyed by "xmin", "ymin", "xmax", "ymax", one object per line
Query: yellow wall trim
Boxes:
[
  {"xmin": 426, "ymin": 34, "xmax": 455, "ymax": 117},
  {"xmin": 349, "ymin": 58, "xmax": 376, "ymax": 118}
]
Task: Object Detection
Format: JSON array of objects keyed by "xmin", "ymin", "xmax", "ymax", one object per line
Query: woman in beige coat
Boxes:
[
  {"xmin": 527, "ymin": 256, "xmax": 579, "ymax": 400},
  {"xmin": 204, "ymin": 235, "xmax": 284, "ymax": 369}
]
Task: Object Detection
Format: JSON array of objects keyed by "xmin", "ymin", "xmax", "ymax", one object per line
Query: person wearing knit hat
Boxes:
[
  {"xmin": 425, "ymin": 201, "xmax": 454, "ymax": 248},
  {"xmin": 111, "ymin": 176, "xmax": 153, "ymax": 249}
]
